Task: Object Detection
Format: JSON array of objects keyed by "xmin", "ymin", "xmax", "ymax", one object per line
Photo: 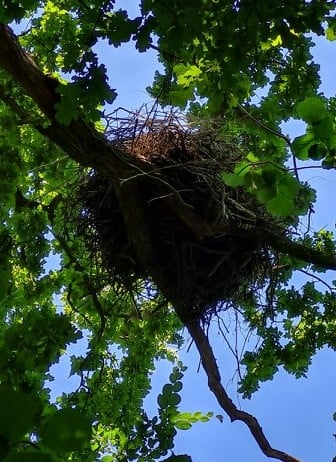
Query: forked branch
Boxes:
[{"xmin": 186, "ymin": 319, "xmax": 301, "ymax": 462}]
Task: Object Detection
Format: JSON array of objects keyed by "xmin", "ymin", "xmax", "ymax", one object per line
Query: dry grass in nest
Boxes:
[{"xmin": 76, "ymin": 107, "xmax": 286, "ymax": 321}]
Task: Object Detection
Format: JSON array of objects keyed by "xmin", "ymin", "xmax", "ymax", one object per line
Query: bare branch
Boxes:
[
  {"xmin": 186, "ymin": 319, "xmax": 301, "ymax": 462},
  {"xmin": 299, "ymin": 268, "xmax": 336, "ymax": 292}
]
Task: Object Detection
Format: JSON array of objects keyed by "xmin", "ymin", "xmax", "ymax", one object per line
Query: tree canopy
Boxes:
[{"xmin": 1, "ymin": 1, "xmax": 336, "ymax": 461}]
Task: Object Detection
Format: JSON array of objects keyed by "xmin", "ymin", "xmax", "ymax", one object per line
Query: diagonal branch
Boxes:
[
  {"xmin": 0, "ymin": 23, "xmax": 147, "ymax": 179},
  {"xmin": 185, "ymin": 319, "xmax": 301, "ymax": 462},
  {"xmin": 165, "ymin": 196, "xmax": 336, "ymax": 270}
]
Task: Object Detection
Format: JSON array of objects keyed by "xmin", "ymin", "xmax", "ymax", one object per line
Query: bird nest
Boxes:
[{"xmin": 75, "ymin": 108, "xmax": 287, "ymax": 321}]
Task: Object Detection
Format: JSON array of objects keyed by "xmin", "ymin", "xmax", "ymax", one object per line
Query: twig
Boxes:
[
  {"xmin": 215, "ymin": 314, "xmax": 242, "ymax": 382},
  {"xmin": 299, "ymin": 268, "xmax": 336, "ymax": 292},
  {"xmin": 237, "ymin": 104, "xmax": 292, "ymax": 147},
  {"xmin": 237, "ymin": 104, "xmax": 300, "ymax": 181}
]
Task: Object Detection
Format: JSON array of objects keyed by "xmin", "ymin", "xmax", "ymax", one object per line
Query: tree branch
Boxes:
[
  {"xmin": 0, "ymin": 23, "xmax": 148, "ymax": 180},
  {"xmin": 163, "ymin": 195, "xmax": 336, "ymax": 270},
  {"xmin": 230, "ymin": 226, "xmax": 336, "ymax": 270},
  {"xmin": 186, "ymin": 319, "xmax": 301, "ymax": 462}
]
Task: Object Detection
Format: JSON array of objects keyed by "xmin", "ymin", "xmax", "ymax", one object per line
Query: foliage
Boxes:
[{"xmin": 0, "ymin": 1, "xmax": 336, "ymax": 462}]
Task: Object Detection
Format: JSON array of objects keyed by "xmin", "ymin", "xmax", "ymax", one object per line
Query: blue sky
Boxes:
[{"xmin": 46, "ymin": 10, "xmax": 336, "ymax": 462}]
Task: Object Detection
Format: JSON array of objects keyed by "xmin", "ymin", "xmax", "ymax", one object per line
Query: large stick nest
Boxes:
[{"xmin": 75, "ymin": 108, "xmax": 287, "ymax": 321}]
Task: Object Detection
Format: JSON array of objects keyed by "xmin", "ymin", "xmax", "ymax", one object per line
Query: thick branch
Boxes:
[
  {"xmin": 230, "ymin": 226, "xmax": 336, "ymax": 270},
  {"xmin": 0, "ymin": 23, "xmax": 148, "ymax": 180},
  {"xmin": 186, "ymin": 319, "xmax": 301, "ymax": 462},
  {"xmin": 165, "ymin": 196, "xmax": 336, "ymax": 270},
  {"xmin": 0, "ymin": 24, "xmax": 57, "ymax": 118}
]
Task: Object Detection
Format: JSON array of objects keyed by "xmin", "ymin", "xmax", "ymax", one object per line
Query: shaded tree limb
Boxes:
[
  {"xmin": 228, "ymin": 226, "xmax": 336, "ymax": 271},
  {"xmin": 0, "ymin": 23, "xmax": 148, "ymax": 180},
  {"xmin": 185, "ymin": 319, "xmax": 301, "ymax": 462},
  {"xmin": 163, "ymin": 198, "xmax": 336, "ymax": 270}
]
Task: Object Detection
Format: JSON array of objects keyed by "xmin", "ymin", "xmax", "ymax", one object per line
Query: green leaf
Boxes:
[
  {"xmin": 261, "ymin": 167, "xmax": 280, "ymax": 185},
  {"xmin": 0, "ymin": 388, "xmax": 39, "ymax": 442},
  {"xmin": 40, "ymin": 408, "xmax": 92, "ymax": 453},
  {"xmin": 174, "ymin": 421, "xmax": 192, "ymax": 430},
  {"xmin": 221, "ymin": 172, "xmax": 246, "ymax": 187},
  {"xmin": 162, "ymin": 384, "xmax": 173, "ymax": 396},
  {"xmin": 174, "ymin": 64, "xmax": 202, "ymax": 87},
  {"xmin": 55, "ymin": 87, "xmax": 79, "ymax": 125},
  {"xmin": 246, "ymin": 152, "xmax": 259, "ymax": 162},
  {"xmin": 277, "ymin": 175, "xmax": 299, "ymax": 197},
  {"xmin": 171, "ymin": 410, "xmax": 213, "ymax": 430},
  {"xmin": 172, "ymin": 381, "xmax": 183, "ymax": 392},
  {"xmin": 5, "ymin": 451, "xmax": 54, "ymax": 462},
  {"xmin": 162, "ymin": 455, "xmax": 192, "ymax": 462},
  {"xmin": 176, "ymin": 361, "xmax": 187, "ymax": 372},
  {"xmin": 234, "ymin": 161, "xmax": 252, "ymax": 176},
  {"xmin": 169, "ymin": 371, "xmax": 183, "ymax": 383},
  {"xmin": 252, "ymin": 167, "xmax": 281, "ymax": 202},
  {"xmin": 157, "ymin": 393, "xmax": 168, "ymax": 408},
  {"xmin": 266, "ymin": 195, "xmax": 295, "ymax": 217},
  {"xmin": 311, "ymin": 116, "xmax": 334, "ymax": 140},
  {"xmin": 308, "ymin": 143, "xmax": 328, "ymax": 161},
  {"xmin": 292, "ymin": 132, "xmax": 315, "ymax": 160},
  {"xmin": 0, "ymin": 269, "xmax": 10, "ymax": 300},
  {"xmin": 168, "ymin": 393, "xmax": 181, "ymax": 406},
  {"xmin": 297, "ymin": 97, "xmax": 327, "ymax": 124},
  {"xmin": 326, "ymin": 26, "xmax": 336, "ymax": 41},
  {"xmin": 322, "ymin": 157, "xmax": 336, "ymax": 169},
  {"xmin": 105, "ymin": 11, "xmax": 141, "ymax": 46},
  {"xmin": 168, "ymin": 87, "xmax": 194, "ymax": 108},
  {"xmin": 0, "ymin": 0, "xmax": 39, "ymax": 21},
  {"xmin": 0, "ymin": 434, "xmax": 9, "ymax": 461},
  {"xmin": 255, "ymin": 184, "xmax": 277, "ymax": 202}
]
